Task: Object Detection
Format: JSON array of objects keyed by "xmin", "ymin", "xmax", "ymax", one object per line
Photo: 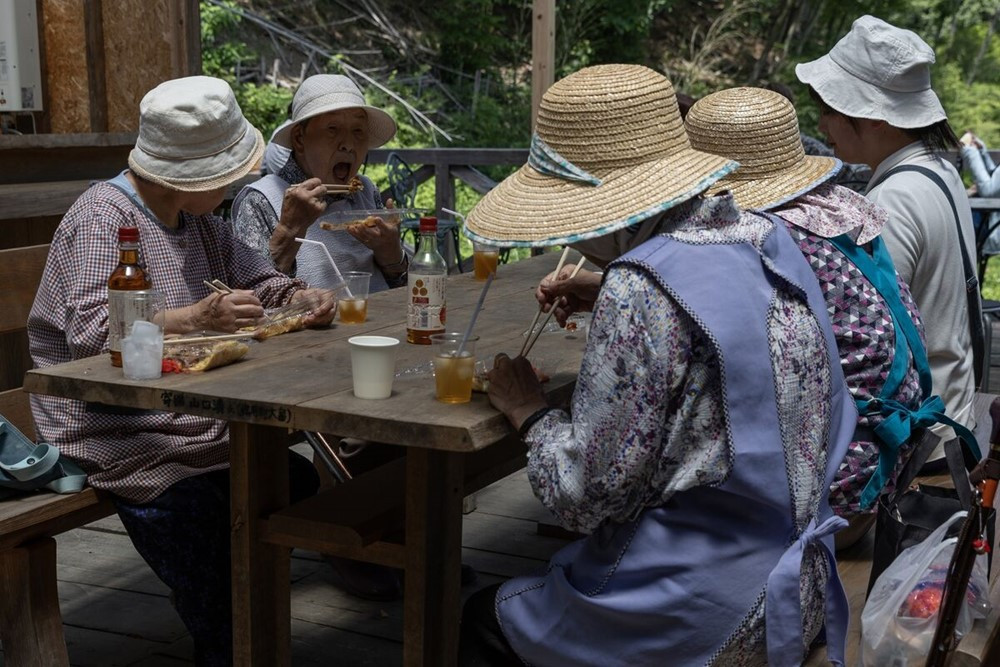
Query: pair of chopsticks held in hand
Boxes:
[{"xmin": 520, "ymin": 247, "xmax": 587, "ymax": 357}]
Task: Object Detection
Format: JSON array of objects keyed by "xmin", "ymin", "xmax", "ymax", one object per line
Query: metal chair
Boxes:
[{"xmin": 385, "ymin": 152, "xmax": 463, "ymax": 272}]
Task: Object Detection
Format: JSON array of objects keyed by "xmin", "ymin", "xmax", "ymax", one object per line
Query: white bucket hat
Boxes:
[
  {"xmin": 795, "ymin": 15, "xmax": 946, "ymax": 129},
  {"xmin": 271, "ymin": 74, "xmax": 397, "ymax": 149},
  {"xmin": 465, "ymin": 64, "xmax": 737, "ymax": 248},
  {"xmin": 128, "ymin": 76, "xmax": 264, "ymax": 192}
]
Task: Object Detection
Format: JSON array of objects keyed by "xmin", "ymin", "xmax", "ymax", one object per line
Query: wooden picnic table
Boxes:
[{"xmin": 24, "ymin": 252, "xmax": 587, "ymax": 666}]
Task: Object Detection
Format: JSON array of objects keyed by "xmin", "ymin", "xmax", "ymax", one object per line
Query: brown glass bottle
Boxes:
[{"xmin": 107, "ymin": 226, "xmax": 152, "ymax": 366}]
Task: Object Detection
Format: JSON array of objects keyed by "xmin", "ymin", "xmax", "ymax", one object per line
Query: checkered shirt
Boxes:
[{"xmin": 28, "ymin": 180, "xmax": 306, "ymax": 503}]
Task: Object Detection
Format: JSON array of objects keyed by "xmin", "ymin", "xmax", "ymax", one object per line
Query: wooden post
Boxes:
[
  {"xmin": 168, "ymin": 0, "xmax": 202, "ymax": 77},
  {"xmin": 82, "ymin": 0, "xmax": 107, "ymax": 133},
  {"xmin": 531, "ymin": 0, "xmax": 555, "ymax": 129}
]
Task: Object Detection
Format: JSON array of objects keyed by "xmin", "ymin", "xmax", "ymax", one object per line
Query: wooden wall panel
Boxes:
[
  {"xmin": 103, "ymin": 0, "xmax": 174, "ymax": 132},
  {"xmin": 41, "ymin": 0, "xmax": 89, "ymax": 133}
]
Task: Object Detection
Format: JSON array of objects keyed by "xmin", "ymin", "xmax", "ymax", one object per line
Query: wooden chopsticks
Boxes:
[
  {"xmin": 521, "ymin": 256, "xmax": 587, "ymax": 358},
  {"xmin": 519, "ymin": 247, "xmax": 571, "ymax": 357},
  {"xmin": 203, "ymin": 279, "xmax": 232, "ymax": 295},
  {"xmin": 163, "ymin": 332, "xmax": 256, "ymax": 346}
]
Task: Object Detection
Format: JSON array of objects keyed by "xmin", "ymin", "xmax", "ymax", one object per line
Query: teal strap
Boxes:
[
  {"xmin": 827, "ymin": 234, "xmax": 932, "ymax": 398},
  {"xmin": 857, "ymin": 395, "xmax": 982, "ymax": 509},
  {"xmin": 0, "ymin": 442, "xmax": 61, "ymax": 482}
]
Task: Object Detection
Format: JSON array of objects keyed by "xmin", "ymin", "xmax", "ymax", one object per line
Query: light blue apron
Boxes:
[{"xmin": 496, "ymin": 221, "xmax": 855, "ymax": 666}]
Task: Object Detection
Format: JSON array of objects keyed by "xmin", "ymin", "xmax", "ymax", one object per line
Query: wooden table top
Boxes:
[{"xmin": 24, "ymin": 253, "xmax": 587, "ymax": 452}]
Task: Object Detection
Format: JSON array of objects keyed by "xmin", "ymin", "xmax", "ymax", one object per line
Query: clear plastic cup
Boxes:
[
  {"xmin": 431, "ymin": 333, "xmax": 478, "ymax": 404},
  {"xmin": 472, "ymin": 242, "xmax": 499, "ymax": 281},
  {"xmin": 339, "ymin": 271, "xmax": 371, "ymax": 324}
]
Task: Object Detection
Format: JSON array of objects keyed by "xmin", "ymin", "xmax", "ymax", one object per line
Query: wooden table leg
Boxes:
[
  {"xmin": 0, "ymin": 538, "xmax": 70, "ymax": 667},
  {"xmin": 404, "ymin": 449, "xmax": 465, "ymax": 667},
  {"xmin": 230, "ymin": 422, "xmax": 291, "ymax": 667}
]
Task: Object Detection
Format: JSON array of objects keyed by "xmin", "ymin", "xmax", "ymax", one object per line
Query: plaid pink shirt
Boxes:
[{"xmin": 28, "ymin": 179, "xmax": 305, "ymax": 503}]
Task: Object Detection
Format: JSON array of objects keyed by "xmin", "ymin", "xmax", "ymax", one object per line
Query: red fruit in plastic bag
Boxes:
[{"xmin": 902, "ymin": 586, "xmax": 943, "ymax": 618}]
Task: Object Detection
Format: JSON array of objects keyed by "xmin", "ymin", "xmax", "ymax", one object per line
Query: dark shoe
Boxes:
[{"xmin": 324, "ymin": 555, "xmax": 402, "ymax": 602}]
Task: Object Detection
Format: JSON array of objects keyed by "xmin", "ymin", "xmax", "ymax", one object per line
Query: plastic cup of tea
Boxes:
[
  {"xmin": 472, "ymin": 242, "xmax": 499, "ymax": 281},
  {"xmin": 348, "ymin": 335, "xmax": 399, "ymax": 399},
  {"xmin": 338, "ymin": 271, "xmax": 371, "ymax": 324},
  {"xmin": 430, "ymin": 333, "xmax": 478, "ymax": 404},
  {"xmin": 121, "ymin": 319, "xmax": 164, "ymax": 380}
]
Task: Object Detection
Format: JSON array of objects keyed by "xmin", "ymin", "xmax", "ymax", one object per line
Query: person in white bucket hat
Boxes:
[
  {"xmin": 233, "ymin": 74, "xmax": 408, "ymax": 296},
  {"xmin": 27, "ymin": 75, "xmax": 336, "ymax": 666},
  {"xmin": 797, "ymin": 16, "xmax": 981, "ymax": 472},
  {"xmin": 460, "ymin": 64, "xmax": 855, "ymax": 667}
]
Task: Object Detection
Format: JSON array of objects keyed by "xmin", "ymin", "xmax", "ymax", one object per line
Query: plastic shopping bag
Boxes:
[{"xmin": 861, "ymin": 511, "xmax": 990, "ymax": 666}]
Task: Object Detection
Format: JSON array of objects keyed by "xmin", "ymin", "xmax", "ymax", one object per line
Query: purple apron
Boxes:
[{"xmin": 496, "ymin": 221, "xmax": 855, "ymax": 666}]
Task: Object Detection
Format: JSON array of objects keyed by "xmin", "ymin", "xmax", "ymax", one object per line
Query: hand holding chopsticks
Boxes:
[
  {"xmin": 522, "ymin": 256, "xmax": 587, "ymax": 358},
  {"xmin": 519, "ymin": 247, "xmax": 571, "ymax": 357}
]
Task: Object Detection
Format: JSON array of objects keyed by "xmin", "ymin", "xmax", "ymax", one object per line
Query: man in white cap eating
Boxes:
[{"xmin": 233, "ymin": 74, "xmax": 408, "ymax": 293}]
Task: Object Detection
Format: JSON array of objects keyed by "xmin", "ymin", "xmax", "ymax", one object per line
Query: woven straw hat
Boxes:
[
  {"xmin": 128, "ymin": 76, "xmax": 264, "ymax": 192},
  {"xmin": 685, "ymin": 87, "xmax": 841, "ymax": 210},
  {"xmin": 465, "ymin": 64, "xmax": 738, "ymax": 247},
  {"xmin": 272, "ymin": 74, "xmax": 396, "ymax": 149}
]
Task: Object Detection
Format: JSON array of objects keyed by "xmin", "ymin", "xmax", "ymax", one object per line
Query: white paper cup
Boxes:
[{"xmin": 348, "ymin": 335, "xmax": 400, "ymax": 399}]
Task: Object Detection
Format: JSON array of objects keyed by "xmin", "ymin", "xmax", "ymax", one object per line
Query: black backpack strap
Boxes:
[{"xmin": 869, "ymin": 164, "xmax": 986, "ymax": 388}]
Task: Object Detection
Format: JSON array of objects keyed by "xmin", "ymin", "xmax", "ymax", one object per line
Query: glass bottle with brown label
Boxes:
[
  {"xmin": 406, "ymin": 216, "xmax": 447, "ymax": 344},
  {"xmin": 107, "ymin": 226, "xmax": 152, "ymax": 366}
]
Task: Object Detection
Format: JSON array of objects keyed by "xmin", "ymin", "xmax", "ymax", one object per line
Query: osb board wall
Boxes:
[
  {"xmin": 41, "ymin": 0, "xmax": 177, "ymax": 133},
  {"xmin": 103, "ymin": 0, "xmax": 174, "ymax": 132},
  {"xmin": 42, "ymin": 0, "xmax": 89, "ymax": 133}
]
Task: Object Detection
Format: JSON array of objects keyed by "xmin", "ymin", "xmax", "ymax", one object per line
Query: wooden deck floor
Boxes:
[
  {"xmin": 3, "ymin": 462, "xmax": 564, "ymax": 667},
  {"xmin": 7, "ymin": 321, "xmax": 1000, "ymax": 666}
]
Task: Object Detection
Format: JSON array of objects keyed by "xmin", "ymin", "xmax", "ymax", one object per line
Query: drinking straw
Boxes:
[
  {"xmin": 458, "ymin": 272, "xmax": 494, "ymax": 357},
  {"xmin": 522, "ymin": 256, "xmax": 587, "ymax": 357},
  {"xmin": 519, "ymin": 246, "xmax": 571, "ymax": 357},
  {"xmin": 295, "ymin": 237, "xmax": 351, "ymax": 298},
  {"xmin": 441, "ymin": 207, "xmax": 466, "ymax": 224}
]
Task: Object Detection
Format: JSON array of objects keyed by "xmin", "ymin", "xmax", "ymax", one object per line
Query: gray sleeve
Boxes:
[{"xmin": 231, "ymin": 189, "xmax": 286, "ymax": 272}]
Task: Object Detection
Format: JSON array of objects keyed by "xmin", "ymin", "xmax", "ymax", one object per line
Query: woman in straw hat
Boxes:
[
  {"xmin": 460, "ymin": 64, "xmax": 854, "ymax": 667},
  {"xmin": 796, "ymin": 15, "xmax": 980, "ymax": 474},
  {"xmin": 28, "ymin": 76, "xmax": 335, "ymax": 666},
  {"xmin": 683, "ymin": 87, "xmax": 982, "ymax": 548}
]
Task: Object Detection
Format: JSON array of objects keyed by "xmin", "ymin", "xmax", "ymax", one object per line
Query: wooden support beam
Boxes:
[
  {"xmin": 168, "ymin": 0, "xmax": 202, "ymax": 77},
  {"xmin": 531, "ymin": 0, "xmax": 556, "ymax": 129},
  {"xmin": 82, "ymin": 0, "xmax": 107, "ymax": 133}
]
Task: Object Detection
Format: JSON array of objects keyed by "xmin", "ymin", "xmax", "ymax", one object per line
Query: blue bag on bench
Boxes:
[{"xmin": 0, "ymin": 418, "xmax": 87, "ymax": 501}]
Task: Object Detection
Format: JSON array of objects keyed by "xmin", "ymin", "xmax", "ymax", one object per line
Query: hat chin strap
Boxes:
[{"xmin": 528, "ymin": 134, "xmax": 603, "ymax": 186}]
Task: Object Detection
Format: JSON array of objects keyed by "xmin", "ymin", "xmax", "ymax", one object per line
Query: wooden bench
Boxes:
[{"xmin": 0, "ymin": 243, "xmax": 116, "ymax": 667}]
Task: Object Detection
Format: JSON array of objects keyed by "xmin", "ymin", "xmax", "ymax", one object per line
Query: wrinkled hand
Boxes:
[
  {"xmin": 279, "ymin": 178, "xmax": 327, "ymax": 238},
  {"xmin": 347, "ymin": 198, "xmax": 404, "ymax": 266},
  {"xmin": 536, "ymin": 267, "xmax": 602, "ymax": 327},
  {"xmin": 198, "ymin": 290, "xmax": 265, "ymax": 332},
  {"xmin": 291, "ymin": 288, "xmax": 338, "ymax": 327},
  {"xmin": 487, "ymin": 353, "xmax": 549, "ymax": 430}
]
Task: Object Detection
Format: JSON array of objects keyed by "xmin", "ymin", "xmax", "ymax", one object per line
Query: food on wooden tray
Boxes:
[{"xmin": 162, "ymin": 340, "xmax": 250, "ymax": 372}]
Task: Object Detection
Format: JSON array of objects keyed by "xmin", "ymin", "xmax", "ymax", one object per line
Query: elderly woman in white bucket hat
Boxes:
[
  {"xmin": 27, "ymin": 75, "xmax": 335, "ymax": 666},
  {"xmin": 460, "ymin": 64, "xmax": 855, "ymax": 667},
  {"xmin": 796, "ymin": 15, "xmax": 981, "ymax": 474},
  {"xmin": 232, "ymin": 74, "xmax": 408, "ymax": 294}
]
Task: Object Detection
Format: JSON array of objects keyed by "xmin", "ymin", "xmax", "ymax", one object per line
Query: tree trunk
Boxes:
[{"xmin": 967, "ymin": 5, "xmax": 1000, "ymax": 85}]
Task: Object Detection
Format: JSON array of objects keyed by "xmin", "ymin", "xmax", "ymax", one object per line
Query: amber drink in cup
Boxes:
[
  {"xmin": 338, "ymin": 271, "xmax": 371, "ymax": 324},
  {"xmin": 431, "ymin": 333, "xmax": 478, "ymax": 403},
  {"xmin": 473, "ymin": 242, "xmax": 499, "ymax": 281}
]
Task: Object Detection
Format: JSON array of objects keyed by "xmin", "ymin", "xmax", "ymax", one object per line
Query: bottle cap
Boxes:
[
  {"xmin": 419, "ymin": 216, "xmax": 437, "ymax": 233},
  {"xmin": 118, "ymin": 226, "xmax": 139, "ymax": 243}
]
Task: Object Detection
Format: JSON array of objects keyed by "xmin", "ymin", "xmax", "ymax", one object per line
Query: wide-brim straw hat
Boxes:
[
  {"xmin": 465, "ymin": 64, "xmax": 738, "ymax": 248},
  {"xmin": 128, "ymin": 76, "xmax": 264, "ymax": 192},
  {"xmin": 685, "ymin": 87, "xmax": 841, "ymax": 211},
  {"xmin": 795, "ymin": 15, "xmax": 946, "ymax": 129},
  {"xmin": 272, "ymin": 74, "xmax": 396, "ymax": 149}
]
